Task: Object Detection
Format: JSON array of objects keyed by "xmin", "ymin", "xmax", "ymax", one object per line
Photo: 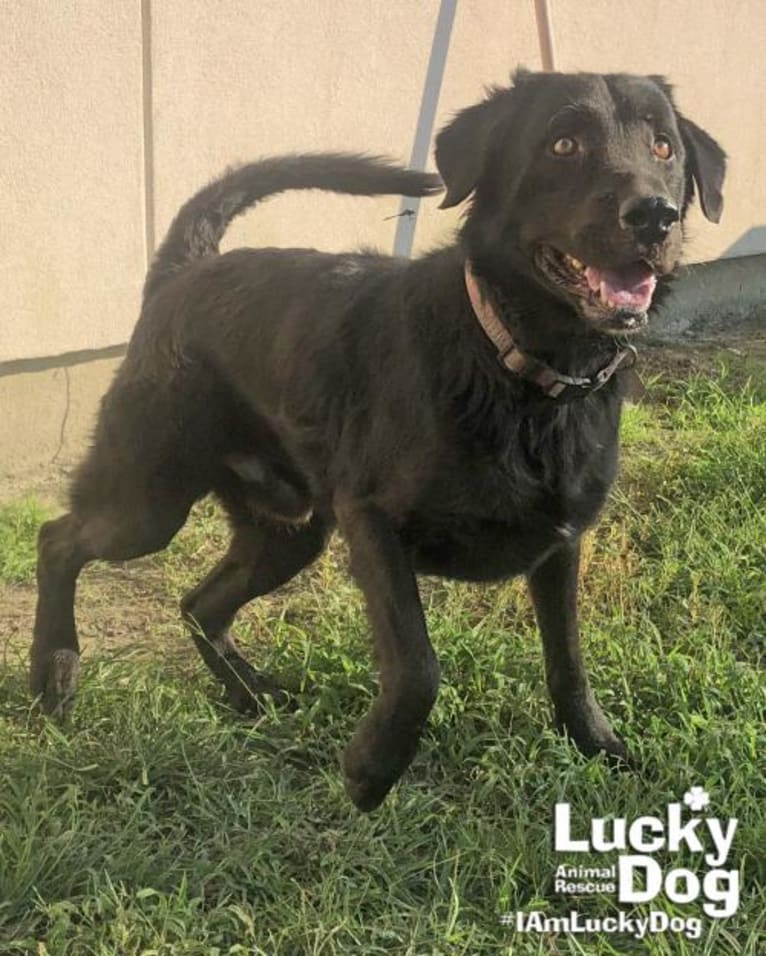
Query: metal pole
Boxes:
[
  {"xmin": 534, "ymin": 0, "xmax": 557, "ymax": 71},
  {"xmin": 141, "ymin": 0, "xmax": 156, "ymax": 265},
  {"xmin": 393, "ymin": 0, "xmax": 457, "ymax": 258}
]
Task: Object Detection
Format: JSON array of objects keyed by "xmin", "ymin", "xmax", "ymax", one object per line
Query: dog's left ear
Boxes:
[
  {"xmin": 677, "ymin": 116, "xmax": 727, "ymax": 223},
  {"xmin": 434, "ymin": 87, "xmax": 512, "ymax": 209},
  {"xmin": 649, "ymin": 77, "xmax": 726, "ymax": 224}
]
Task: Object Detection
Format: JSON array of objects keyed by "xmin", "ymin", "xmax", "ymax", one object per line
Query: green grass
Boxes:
[
  {"xmin": 0, "ymin": 498, "xmax": 50, "ymax": 584},
  {"xmin": 0, "ymin": 364, "xmax": 764, "ymax": 954}
]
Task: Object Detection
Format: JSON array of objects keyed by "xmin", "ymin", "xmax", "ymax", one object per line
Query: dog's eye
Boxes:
[
  {"xmin": 551, "ymin": 136, "xmax": 579, "ymax": 157},
  {"xmin": 653, "ymin": 136, "xmax": 673, "ymax": 160}
]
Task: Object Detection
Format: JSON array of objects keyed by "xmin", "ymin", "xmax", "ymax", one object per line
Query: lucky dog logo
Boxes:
[{"xmin": 502, "ymin": 787, "xmax": 739, "ymax": 940}]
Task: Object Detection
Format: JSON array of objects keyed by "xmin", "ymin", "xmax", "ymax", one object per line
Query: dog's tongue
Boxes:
[{"xmin": 585, "ymin": 262, "xmax": 657, "ymax": 311}]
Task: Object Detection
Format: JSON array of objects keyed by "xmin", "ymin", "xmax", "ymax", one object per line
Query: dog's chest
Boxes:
[{"xmin": 403, "ymin": 404, "xmax": 618, "ymax": 581}]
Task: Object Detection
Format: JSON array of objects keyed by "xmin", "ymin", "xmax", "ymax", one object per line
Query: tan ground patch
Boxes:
[{"xmin": 1, "ymin": 558, "xmax": 182, "ymax": 665}]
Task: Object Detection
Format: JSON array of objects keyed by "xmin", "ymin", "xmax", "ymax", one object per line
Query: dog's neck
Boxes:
[
  {"xmin": 463, "ymin": 251, "xmax": 610, "ymax": 358},
  {"xmin": 463, "ymin": 260, "xmax": 637, "ymax": 400}
]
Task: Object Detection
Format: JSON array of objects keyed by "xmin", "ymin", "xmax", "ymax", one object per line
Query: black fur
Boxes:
[{"xmin": 32, "ymin": 72, "xmax": 725, "ymax": 811}]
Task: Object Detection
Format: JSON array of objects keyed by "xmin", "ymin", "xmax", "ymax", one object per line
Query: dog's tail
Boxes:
[{"xmin": 143, "ymin": 153, "xmax": 443, "ymax": 301}]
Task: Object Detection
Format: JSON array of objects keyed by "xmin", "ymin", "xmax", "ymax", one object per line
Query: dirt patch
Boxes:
[
  {"xmin": 631, "ymin": 336, "xmax": 766, "ymax": 411},
  {"xmin": 1, "ymin": 559, "xmax": 183, "ymax": 665},
  {"xmin": 639, "ymin": 329, "xmax": 766, "ymax": 380}
]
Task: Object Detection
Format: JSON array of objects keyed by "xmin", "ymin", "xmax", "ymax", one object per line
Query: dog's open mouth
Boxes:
[{"xmin": 536, "ymin": 246, "xmax": 657, "ymax": 333}]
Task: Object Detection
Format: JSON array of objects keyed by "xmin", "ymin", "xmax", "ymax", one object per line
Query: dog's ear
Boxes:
[
  {"xmin": 677, "ymin": 116, "xmax": 727, "ymax": 223},
  {"xmin": 649, "ymin": 76, "xmax": 726, "ymax": 223},
  {"xmin": 434, "ymin": 87, "xmax": 511, "ymax": 209}
]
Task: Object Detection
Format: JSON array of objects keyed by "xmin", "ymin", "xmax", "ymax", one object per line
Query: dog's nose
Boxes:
[{"xmin": 619, "ymin": 196, "xmax": 680, "ymax": 244}]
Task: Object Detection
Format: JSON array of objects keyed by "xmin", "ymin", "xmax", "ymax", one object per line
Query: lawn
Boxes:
[{"xmin": 0, "ymin": 355, "xmax": 764, "ymax": 955}]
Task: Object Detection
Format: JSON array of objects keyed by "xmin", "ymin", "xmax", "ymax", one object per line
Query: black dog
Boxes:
[{"xmin": 32, "ymin": 70, "xmax": 725, "ymax": 811}]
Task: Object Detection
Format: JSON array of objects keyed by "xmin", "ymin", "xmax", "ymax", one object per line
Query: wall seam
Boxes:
[{"xmin": 0, "ymin": 344, "xmax": 127, "ymax": 380}]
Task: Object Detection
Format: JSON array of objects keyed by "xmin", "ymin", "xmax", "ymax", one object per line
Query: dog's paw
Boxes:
[
  {"xmin": 555, "ymin": 699, "xmax": 633, "ymax": 769},
  {"xmin": 31, "ymin": 648, "xmax": 80, "ymax": 719},
  {"xmin": 343, "ymin": 746, "xmax": 408, "ymax": 813},
  {"xmin": 576, "ymin": 729, "xmax": 633, "ymax": 769},
  {"xmin": 342, "ymin": 713, "xmax": 422, "ymax": 812},
  {"xmin": 223, "ymin": 665, "xmax": 293, "ymax": 714}
]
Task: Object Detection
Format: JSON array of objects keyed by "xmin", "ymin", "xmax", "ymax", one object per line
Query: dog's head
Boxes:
[{"xmin": 435, "ymin": 70, "xmax": 726, "ymax": 336}]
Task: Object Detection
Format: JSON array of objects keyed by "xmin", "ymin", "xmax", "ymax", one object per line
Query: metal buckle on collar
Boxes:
[
  {"xmin": 502, "ymin": 348, "xmax": 592, "ymax": 399},
  {"xmin": 544, "ymin": 376, "xmax": 589, "ymax": 400},
  {"xmin": 541, "ymin": 366, "xmax": 592, "ymax": 397},
  {"xmin": 592, "ymin": 345, "xmax": 638, "ymax": 391},
  {"xmin": 542, "ymin": 346, "xmax": 637, "ymax": 400}
]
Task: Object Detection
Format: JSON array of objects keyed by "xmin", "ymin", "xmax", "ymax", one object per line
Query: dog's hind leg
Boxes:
[
  {"xmin": 30, "ymin": 514, "xmax": 87, "ymax": 718},
  {"xmin": 31, "ymin": 497, "xmax": 193, "ymax": 717},
  {"xmin": 180, "ymin": 513, "xmax": 329, "ymax": 712}
]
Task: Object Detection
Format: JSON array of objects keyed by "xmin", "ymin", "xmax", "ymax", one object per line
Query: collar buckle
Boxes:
[{"xmin": 592, "ymin": 345, "xmax": 638, "ymax": 390}]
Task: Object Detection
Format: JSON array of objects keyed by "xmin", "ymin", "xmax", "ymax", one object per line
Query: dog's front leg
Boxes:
[
  {"xmin": 528, "ymin": 542, "xmax": 628, "ymax": 763},
  {"xmin": 338, "ymin": 503, "xmax": 440, "ymax": 811}
]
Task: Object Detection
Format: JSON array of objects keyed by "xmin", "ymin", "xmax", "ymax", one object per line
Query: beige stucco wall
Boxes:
[
  {"xmin": 0, "ymin": 1, "xmax": 146, "ymax": 363},
  {"xmin": 0, "ymin": 355, "xmax": 119, "ymax": 485},
  {"xmin": 152, "ymin": 0, "xmax": 539, "ymax": 262}
]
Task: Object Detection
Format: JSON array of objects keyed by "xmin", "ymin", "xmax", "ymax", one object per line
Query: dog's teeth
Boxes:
[{"xmin": 565, "ymin": 254, "xmax": 584, "ymax": 271}]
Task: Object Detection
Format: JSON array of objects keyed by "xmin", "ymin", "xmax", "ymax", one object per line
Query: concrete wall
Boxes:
[
  {"xmin": 0, "ymin": 1, "xmax": 146, "ymax": 364},
  {"xmin": 0, "ymin": 355, "xmax": 120, "ymax": 490},
  {"xmin": 1, "ymin": 1, "xmax": 765, "ymax": 485},
  {"xmin": 651, "ymin": 254, "xmax": 766, "ymax": 343}
]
